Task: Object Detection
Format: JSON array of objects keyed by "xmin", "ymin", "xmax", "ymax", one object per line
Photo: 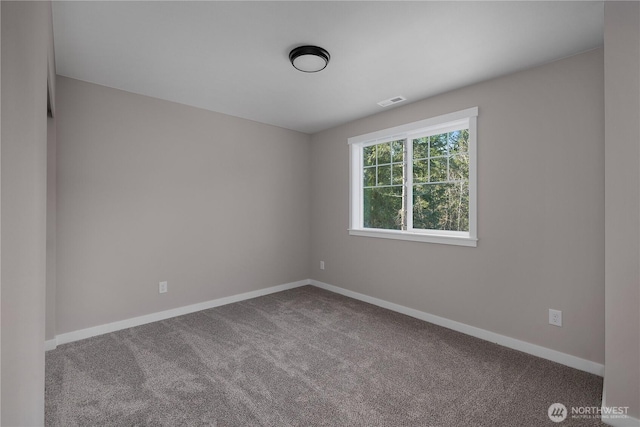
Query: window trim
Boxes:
[{"xmin": 348, "ymin": 107, "xmax": 478, "ymax": 247}]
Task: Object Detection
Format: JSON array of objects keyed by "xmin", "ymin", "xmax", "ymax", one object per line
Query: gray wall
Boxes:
[
  {"xmin": 45, "ymin": 0, "xmax": 57, "ymax": 343},
  {"xmin": 55, "ymin": 77, "xmax": 311, "ymax": 335},
  {"xmin": 603, "ymin": 1, "xmax": 640, "ymax": 421},
  {"xmin": 310, "ymin": 49, "xmax": 605, "ymax": 364},
  {"xmin": 1, "ymin": 1, "xmax": 54, "ymax": 424},
  {"xmin": 46, "ymin": 116, "xmax": 56, "ymax": 341}
]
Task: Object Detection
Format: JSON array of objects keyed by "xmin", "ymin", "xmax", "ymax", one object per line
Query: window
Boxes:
[{"xmin": 349, "ymin": 107, "xmax": 477, "ymax": 247}]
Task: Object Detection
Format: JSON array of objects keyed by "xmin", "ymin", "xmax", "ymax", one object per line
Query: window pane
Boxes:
[
  {"xmin": 430, "ymin": 133, "xmax": 448, "ymax": 157},
  {"xmin": 448, "ymin": 129, "xmax": 469, "ymax": 154},
  {"xmin": 377, "ymin": 143, "xmax": 391, "ymax": 164},
  {"xmin": 351, "ymin": 107, "xmax": 476, "ymax": 240},
  {"xmin": 377, "ymin": 165, "xmax": 391, "ymax": 186},
  {"xmin": 392, "ymin": 164, "xmax": 404, "ymax": 185},
  {"xmin": 391, "ymin": 140, "xmax": 404, "ymax": 163},
  {"xmin": 363, "ymin": 166, "xmax": 376, "ymax": 187},
  {"xmin": 363, "ymin": 145, "xmax": 376, "ymax": 166},
  {"xmin": 430, "ymin": 157, "xmax": 447, "ymax": 182},
  {"xmin": 413, "ymin": 159, "xmax": 429, "ymax": 183},
  {"xmin": 449, "ymin": 154, "xmax": 469, "ymax": 181},
  {"xmin": 413, "ymin": 137, "xmax": 428, "ymax": 159},
  {"xmin": 413, "ymin": 182, "xmax": 469, "ymax": 231},
  {"xmin": 460, "ymin": 129, "xmax": 469, "ymax": 152},
  {"xmin": 447, "ymin": 131, "xmax": 459, "ymax": 153},
  {"xmin": 364, "ymin": 187, "xmax": 404, "ymax": 230}
]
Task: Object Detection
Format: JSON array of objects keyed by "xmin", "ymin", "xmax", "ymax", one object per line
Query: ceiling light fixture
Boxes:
[{"xmin": 289, "ymin": 45, "xmax": 330, "ymax": 73}]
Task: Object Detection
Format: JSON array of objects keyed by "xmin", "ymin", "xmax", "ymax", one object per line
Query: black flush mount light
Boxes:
[{"xmin": 289, "ymin": 45, "xmax": 330, "ymax": 73}]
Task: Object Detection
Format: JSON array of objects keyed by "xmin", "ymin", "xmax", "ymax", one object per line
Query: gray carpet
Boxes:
[{"xmin": 46, "ymin": 286, "xmax": 604, "ymax": 426}]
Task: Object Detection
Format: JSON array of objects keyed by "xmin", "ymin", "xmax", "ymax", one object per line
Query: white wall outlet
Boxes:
[
  {"xmin": 159, "ymin": 281, "xmax": 168, "ymax": 294},
  {"xmin": 549, "ymin": 309, "xmax": 562, "ymax": 327},
  {"xmin": 320, "ymin": 261, "xmax": 325, "ymax": 270}
]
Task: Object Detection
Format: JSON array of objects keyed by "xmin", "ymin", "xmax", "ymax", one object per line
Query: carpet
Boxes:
[{"xmin": 45, "ymin": 285, "xmax": 604, "ymax": 426}]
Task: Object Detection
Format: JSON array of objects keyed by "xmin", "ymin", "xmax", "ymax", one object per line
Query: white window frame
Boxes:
[{"xmin": 348, "ymin": 107, "xmax": 478, "ymax": 247}]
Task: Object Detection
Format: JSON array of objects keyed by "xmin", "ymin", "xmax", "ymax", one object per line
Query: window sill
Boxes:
[{"xmin": 348, "ymin": 228, "xmax": 478, "ymax": 247}]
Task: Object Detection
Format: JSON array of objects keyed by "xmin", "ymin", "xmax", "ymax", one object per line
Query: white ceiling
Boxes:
[{"xmin": 52, "ymin": 1, "xmax": 604, "ymax": 134}]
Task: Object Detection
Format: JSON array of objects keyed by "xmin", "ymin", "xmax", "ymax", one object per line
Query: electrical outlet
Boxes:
[
  {"xmin": 159, "ymin": 281, "xmax": 168, "ymax": 294},
  {"xmin": 549, "ymin": 309, "xmax": 562, "ymax": 327},
  {"xmin": 320, "ymin": 261, "xmax": 325, "ymax": 270}
]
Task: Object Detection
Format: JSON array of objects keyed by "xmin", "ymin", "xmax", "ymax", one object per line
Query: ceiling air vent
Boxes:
[{"xmin": 377, "ymin": 96, "xmax": 406, "ymax": 107}]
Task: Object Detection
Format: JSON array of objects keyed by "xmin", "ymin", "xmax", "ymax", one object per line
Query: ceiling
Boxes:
[{"xmin": 52, "ymin": 1, "xmax": 604, "ymax": 134}]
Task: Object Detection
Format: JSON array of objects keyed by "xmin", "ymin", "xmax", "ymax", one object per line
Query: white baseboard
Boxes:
[
  {"xmin": 42, "ymin": 277, "xmax": 635, "ymax": 420},
  {"xmin": 45, "ymin": 277, "xmax": 605, "ymax": 379},
  {"xmin": 46, "ymin": 279, "xmax": 310, "ymax": 350},
  {"xmin": 310, "ymin": 279, "xmax": 605, "ymax": 377}
]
